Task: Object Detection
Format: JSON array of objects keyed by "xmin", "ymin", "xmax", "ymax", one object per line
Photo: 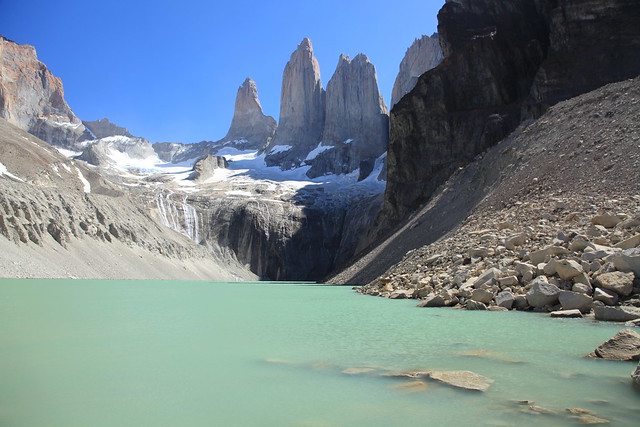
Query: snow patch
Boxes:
[
  {"xmin": 0, "ymin": 162, "xmax": 24, "ymax": 182},
  {"xmin": 75, "ymin": 167, "xmax": 91, "ymax": 193},
  {"xmin": 226, "ymin": 190, "xmax": 253, "ymax": 197},
  {"xmin": 304, "ymin": 143, "xmax": 334, "ymax": 161},
  {"xmin": 268, "ymin": 145, "xmax": 292, "ymax": 155},
  {"xmin": 344, "ymin": 138, "xmax": 353, "ymax": 144},
  {"xmin": 55, "ymin": 147, "xmax": 83, "ymax": 158}
]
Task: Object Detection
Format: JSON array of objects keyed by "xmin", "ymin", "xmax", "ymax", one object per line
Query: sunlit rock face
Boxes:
[
  {"xmin": 304, "ymin": 54, "xmax": 389, "ymax": 179},
  {"xmin": 391, "ymin": 34, "xmax": 444, "ymax": 108},
  {"xmin": 0, "ymin": 35, "xmax": 92, "ymax": 150}
]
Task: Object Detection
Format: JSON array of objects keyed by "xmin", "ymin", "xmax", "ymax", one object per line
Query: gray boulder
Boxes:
[
  {"xmin": 526, "ymin": 277, "xmax": 561, "ymax": 308},
  {"xmin": 190, "ymin": 155, "xmax": 228, "ymax": 181},
  {"xmin": 470, "ymin": 288, "xmax": 495, "ymax": 304},
  {"xmin": 558, "ymin": 291, "xmax": 593, "ymax": 312},
  {"xmin": 495, "ymin": 290, "xmax": 515, "ymax": 309},
  {"xmin": 587, "ymin": 329, "xmax": 640, "ymax": 361},
  {"xmin": 633, "ymin": 362, "xmax": 640, "ymax": 387},
  {"xmin": 593, "ymin": 306, "xmax": 640, "ymax": 322},
  {"xmin": 550, "ymin": 309, "xmax": 583, "ymax": 318},
  {"xmin": 593, "ymin": 287, "xmax": 619, "ymax": 305},
  {"xmin": 612, "ymin": 253, "xmax": 640, "ymax": 277},
  {"xmin": 466, "ymin": 300, "xmax": 487, "ymax": 310}
]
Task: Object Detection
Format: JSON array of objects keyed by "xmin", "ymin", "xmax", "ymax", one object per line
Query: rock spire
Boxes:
[{"xmin": 391, "ymin": 34, "xmax": 444, "ymax": 107}]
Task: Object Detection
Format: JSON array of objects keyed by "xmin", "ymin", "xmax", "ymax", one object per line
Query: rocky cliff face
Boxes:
[
  {"xmin": 373, "ymin": 0, "xmax": 640, "ymax": 242},
  {"xmin": 223, "ymin": 78, "xmax": 277, "ymax": 150},
  {"xmin": 0, "ymin": 36, "xmax": 91, "ymax": 150},
  {"xmin": 306, "ymin": 54, "xmax": 389, "ymax": 179},
  {"xmin": 264, "ymin": 38, "xmax": 326, "ymax": 169},
  {"xmin": 83, "ymin": 118, "xmax": 134, "ymax": 139},
  {"xmin": 391, "ymin": 34, "xmax": 444, "ymax": 107},
  {"xmin": 190, "ymin": 155, "xmax": 228, "ymax": 182}
]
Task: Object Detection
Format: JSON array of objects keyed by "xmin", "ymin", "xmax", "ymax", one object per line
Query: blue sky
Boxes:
[{"xmin": 1, "ymin": 0, "xmax": 442, "ymax": 143}]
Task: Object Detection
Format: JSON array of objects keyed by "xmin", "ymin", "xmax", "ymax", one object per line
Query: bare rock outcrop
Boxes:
[
  {"xmin": 264, "ymin": 38, "xmax": 326, "ymax": 170},
  {"xmin": 82, "ymin": 118, "xmax": 134, "ymax": 139},
  {"xmin": 222, "ymin": 78, "xmax": 276, "ymax": 150},
  {"xmin": 306, "ymin": 54, "xmax": 389, "ymax": 179},
  {"xmin": 391, "ymin": 34, "xmax": 443, "ymax": 107},
  {"xmin": 190, "ymin": 155, "xmax": 228, "ymax": 182},
  {"xmin": 0, "ymin": 35, "xmax": 91, "ymax": 149}
]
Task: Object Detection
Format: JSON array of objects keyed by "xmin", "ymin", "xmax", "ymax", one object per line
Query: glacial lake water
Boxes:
[{"xmin": 0, "ymin": 279, "xmax": 638, "ymax": 426}]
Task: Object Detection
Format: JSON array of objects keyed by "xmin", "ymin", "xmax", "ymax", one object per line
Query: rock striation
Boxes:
[
  {"xmin": 372, "ymin": 0, "xmax": 640, "ymax": 241},
  {"xmin": 306, "ymin": 54, "xmax": 389, "ymax": 179},
  {"xmin": 264, "ymin": 38, "xmax": 326, "ymax": 170},
  {"xmin": 391, "ymin": 34, "xmax": 443, "ymax": 107},
  {"xmin": 222, "ymin": 78, "xmax": 277, "ymax": 150},
  {"xmin": 0, "ymin": 35, "xmax": 91, "ymax": 149}
]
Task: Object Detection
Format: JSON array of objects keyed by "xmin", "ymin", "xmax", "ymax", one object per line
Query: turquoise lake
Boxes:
[{"xmin": 0, "ymin": 279, "xmax": 638, "ymax": 426}]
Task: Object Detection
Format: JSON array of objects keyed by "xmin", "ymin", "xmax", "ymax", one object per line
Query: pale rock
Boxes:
[
  {"xmin": 558, "ymin": 290, "xmax": 593, "ymax": 312},
  {"xmin": 529, "ymin": 246, "xmax": 569, "ymax": 265},
  {"xmin": 593, "ymin": 306, "xmax": 640, "ymax": 322},
  {"xmin": 573, "ymin": 272, "xmax": 592, "ymax": 287},
  {"xmin": 391, "ymin": 34, "xmax": 444, "ymax": 107},
  {"xmin": 469, "ymin": 247, "xmax": 493, "ymax": 258},
  {"xmin": 550, "ymin": 309, "xmax": 583, "ymax": 318},
  {"xmin": 591, "ymin": 214, "xmax": 622, "ymax": 228},
  {"xmin": 587, "ymin": 329, "xmax": 640, "ymax": 360},
  {"xmin": 572, "ymin": 282, "xmax": 593, "ymax": 295},
  {"xmin": 614, "ymin": 234, "xmax": 640, "ymax": 250},
  {"xmin": 498, "ymin": 276, "xmax": 519, "ymax": 287},
  {"xmin": 593, "ymin": 288, "xmax": 619, "ymax": 305},
  {"xmin": 389, "ymin": 290, "xmax": 412, "ymax": 299},
  {"xmin": 473, "ymin": 267, "xmax": 501, "ymax": 288},
  {"xmin": 495, "ymin": 290, "xmax": 515, "ymax": 309},
  {"xmin": 595, "ymin": 271, "xmax": 634, "ymax": 296},
  {"xmin": 543, "ymin": 258, "xmax": 558, "ymax": 275},
  {"xmin": 569, "ymin": 235, "xmax": 590, "ymax": 252},
  {"xmin": 426, "ymin": 370, "xmax": 494, "ymax": 392},
  {"xmin": 504, "ymin": 232, "xmax": 528, "ymax": 250},
  {"xmin": 556, "ymin": 259, "xmax": 585, "ymax": 280},
  {"xmin": 632, "ymin": 362, "xmax": 640, "ymax": 387},
  {"xmin": 470, "ymin": 288, "xmax": 495, "ymax": 304},
  {"xmin": 417, "ymin": 294, "xmax": 446, "ymax": 307},
  {"xmin": 526, "ymin": 276, "xmax": 561, "ymax": 308},
  {"xmin": 513, "ymin": 261, "xmax": 536, "ymax": 277},
  {"xmin": 612, "ymin": 253, "xmax": 640, "ymax": 277}
]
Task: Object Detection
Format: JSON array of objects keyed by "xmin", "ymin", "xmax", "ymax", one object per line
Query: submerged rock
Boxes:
[{"xmin": 426, "ymin": 370, "xmax": 494, "ymax": 392}]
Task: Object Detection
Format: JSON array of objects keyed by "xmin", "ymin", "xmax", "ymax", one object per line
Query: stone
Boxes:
[
  {"xmin": 591, "ymin": 214, "xmax": 622, "ymax": 228},
  {"xmin": 570, "ymin": 236, "xmax": 590, "ymax": 252},
  {"xmin": 595, "ymin": 271, "xmax": 634, "ymax": 296},
  {"xmin": 593, "ymin": 288, "xmax": 619, "ymax": 305},
  {"xmin": 417, "ymin": 294, "xmax": 446, "ymax": 307},
  {"xmin": 495, "ymin": 290, "xmax": 515, "ymax": 309},
  {"xmin": 558, "ymin": 291, "xmax": 593, "ymax": 312},
  {"xmin": 513, "ymin": 295, "xmax": 529, "ymax": 310},
  {"xmin": 389, "ymin": 290, "xmax": 412, "ymax": 299},
  {"xmin": 390, "ymin": 381, "xmax": 428, "ymax": 392},
  {"xmin": 572, "ymin": 282, "xmax": 593, "ymax": 295},
  {"xmin": 473, "ymin": 267, "xmax": 501, "ymax": 287},
  {"xmin": 469, "ymin": 247, "xmax": 492, "ymax": 258},
  {"xmin": 555, "ymin": 259, "xmax": 584, "ymax": 280},
  {"xmin": 426, "ymin": 370, "xmax": 494, "ymax": 392},
  {"xmin": 498, "ymin": 276, "xmax": 519, "ymax": 287},
  {"xmin": 526, "ymin": 277, "xmax": 561, "ymax": 308},
  {"xmin": 470, "ymin": 288, "xmax": 495, "ymax": 304},
  {"xmin": 504, "ymin": 232, "xmax": 528, "ymax": 250},
  {"xmin": 529, "ymin": 246, "xmax": 569, "ymax": 265},
  {"xmin": 573, "ymin": 273, "xmax": 592, "ymax": 287},
  {"xmin": 593, "ymin": 306, "xmax": 640, "ymax": 322},
  {"xmin": 612, "ymin": 253, "xmax": 640, "ymax": 277},
  {"xmin": 466, "ymin": 300, "xmax": 487, "ymax": 310},
  {"xmin": 550, "ymin": 309, "xmax": 583, "ymax": 318},
  {"xmin": 513, "ymin": 261, "xmax": 535, "ymax": 277},
  {"xmin": 391, "ymin": 34, "xmax": 443, "ymax": 107},
  {"xmin": 190, "ymin": 155, "xmax": 229, "ymax": 181},
  {"xmin": 633, "ymin": 362, "xmax": 640, "ymax": 387},
  {"xmin": 587, "ymin": 329, "xmax": 640, "ymax": 361},
  {"xmin": 614, "ymin": 234, "xmax": 640, "ymax": 250}
]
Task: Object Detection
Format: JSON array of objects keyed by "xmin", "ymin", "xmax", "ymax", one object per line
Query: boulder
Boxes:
[
  {"xmin": 466, "ymin": 300, "xmax": 487, "ymax": 310},
  {"xmin": 558, "ymin": 291, "xmax": 593, "ymax": 312},
  {"xmin": 417, "ymin": 294, "xmax": 446, "ymax": 307},
  {"xmin": 614, "ymin": 234, "xmax": 640, "ymax": 250},
  {"xmin": 473, "ymin": 267, "xmax": 501, "ymax": 288},
  {"xmin": 426, "ymin": 370, "xmax": 494, "ymax": 392},
  {"xmin": 593, "ymin": 288, "xmax": 619, "ymax": 305},
  {"xmin": 498, "ymin": 276, "xmax": 519, "ymax": 287},
  {"xmin": 470, "ymin": 288, "xmax": 495, "ymax": 304},
  {"xmin": 504, "ymin": 232, "xmax": 528, "ymax": 250},
  {"xmin": 550, "ymin": 309, "xmax": 583, "ymax": 318},
  {"xmin": 495, "ymin": 290, "xmax": 515, "ymax": 309},
  {"xmin": 633, "ymin": 362, "xmax": 640, "ymax": 387},
  {"xmin": 529, "ymin": 246, "xmax": 569, "ymax": 265},
  {"xmin": 572, "ymin": 282, "xmax": 593, "ymax": 295},
  {"xmin": 569, "ymin": 236, "xmax": 590, "ymax": 252},
  {"xmin": 555, "ymin": 259, "xmax": 584, "ymax": 280},
  {"xmin": 595, "ymin": 271, "xmax": 634, "ymax": 296},
  {"xmin": 593, "ymin": 306, "xmax": 640, "ymax": 322},
  {"xmin": 591, "ymin": 214, "xmax": 622, "ymax": 228},
  {"xmin": 526, "ymin": 277, "xmax": 561, "ymax": 308},
  {"xmin": 587, "ymin": 329, "xmax": 640, "ymax": 361},
  {"xmin": 612, "ymin": 253, "xmax": 640, "ymax": 277}
]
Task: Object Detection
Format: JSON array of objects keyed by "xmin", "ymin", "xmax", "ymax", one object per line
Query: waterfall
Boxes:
[{"xmin": 155, "ymin": 192, "xmax": 200, "ymax": 244}]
